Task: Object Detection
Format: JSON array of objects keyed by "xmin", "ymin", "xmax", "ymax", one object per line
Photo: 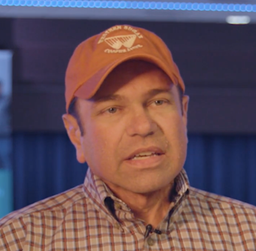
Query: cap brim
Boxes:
[{"xmin": 73, "ymin": 53, "xmax": 181, "ymax": 102}]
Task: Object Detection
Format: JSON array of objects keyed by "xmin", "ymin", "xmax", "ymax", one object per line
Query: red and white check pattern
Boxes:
[{"xmin": 1, "ymin": 168, "xmax": 256, "ymax": 250}]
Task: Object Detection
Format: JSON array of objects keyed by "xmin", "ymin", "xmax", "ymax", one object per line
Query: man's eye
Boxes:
[
  {"xmin": 107, "ymin": 107, "xmax": 117, "ymax": 113},
  {"xmin": 154, "ymin": 100, "xmax": 165, "ymax": 106}
]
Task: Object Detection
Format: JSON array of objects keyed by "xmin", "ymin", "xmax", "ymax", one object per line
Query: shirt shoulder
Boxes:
[
  {"xmin": 1, "ymin": 184, "xmax": 85, "ymax": 225},
  {"xmin": 0, "ymin": 185, "xmax": 85, "ymax": 250},
  {"xmin": 187, "ymin": 186, "xmax": 256, "ymax": 223}
]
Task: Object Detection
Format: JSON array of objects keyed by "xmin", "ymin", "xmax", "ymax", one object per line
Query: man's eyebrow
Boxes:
[
  {"xmin": 146, "ymin": 88, "xmax": 172, "ymax": 97},
  {"xmin": 91, "ymin": 94, "xmax": 124, "ymax": 103}
]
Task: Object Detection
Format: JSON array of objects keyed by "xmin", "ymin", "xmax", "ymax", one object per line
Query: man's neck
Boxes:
[{"xmin": 112, "ymin": 182, "xmax": 175, "ymax": 228}]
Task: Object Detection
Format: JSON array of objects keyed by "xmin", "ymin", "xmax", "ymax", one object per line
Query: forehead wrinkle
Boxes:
[{"xmin": 91, "ymin": 86, "xmax": 174, "ymax": 106}]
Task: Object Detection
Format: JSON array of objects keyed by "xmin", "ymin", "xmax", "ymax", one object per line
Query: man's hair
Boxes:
[{"xmin": 68, "ymin": 84, "xmax": 184, "ymax": 135}]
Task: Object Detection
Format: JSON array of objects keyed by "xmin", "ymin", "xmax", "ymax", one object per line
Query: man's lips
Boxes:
[{"xmin": 126, "ymin": 147, "xmax": 165, "ymax": 160}]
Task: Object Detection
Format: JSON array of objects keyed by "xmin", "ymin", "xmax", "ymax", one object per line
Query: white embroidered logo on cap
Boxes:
[
  {"xmin": 105, "ymin": 35, "xmax": 136, "ymax": 49},
  {"xmin": 98, "ymin": 25, "xmax": 143, "ymax": 54}
]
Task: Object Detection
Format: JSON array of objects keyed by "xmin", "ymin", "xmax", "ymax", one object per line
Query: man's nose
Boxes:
[{"xmin": 126, "ymin": 108, "xmax": 158, "ymax": 137}]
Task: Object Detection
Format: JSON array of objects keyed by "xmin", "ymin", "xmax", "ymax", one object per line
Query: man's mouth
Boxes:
[{"xmin": 131, "ymin": 152, "xmax": 162, "ymax": 160}]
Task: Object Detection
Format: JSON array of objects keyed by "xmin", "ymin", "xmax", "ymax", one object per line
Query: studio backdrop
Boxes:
[
  {"xmin": 12, "ymin": 132, "xmax": 256, "ymax": 212},
  {"xmin": 0, "ymin": 50, "xmax": 13, "ymax": 218}
]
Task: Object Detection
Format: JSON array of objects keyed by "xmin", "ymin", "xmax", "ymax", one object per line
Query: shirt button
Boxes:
[
  {"xmin": 147, "ymin": 237, "xmax": 155, "ymax": 246},
  {"xmin": 115, "ymin": 202, "xmax": 122, "ymax": 210}
]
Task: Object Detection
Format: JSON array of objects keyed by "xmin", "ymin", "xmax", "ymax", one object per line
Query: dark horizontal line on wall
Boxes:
[{"xmin": 12, "ymin": 86, "xmax": 256, "ymax": 134}]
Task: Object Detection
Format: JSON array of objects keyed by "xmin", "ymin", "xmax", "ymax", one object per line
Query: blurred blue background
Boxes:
[{"xmin": 12, "ymin": 133, "xmax": 256, "ymax": 211}]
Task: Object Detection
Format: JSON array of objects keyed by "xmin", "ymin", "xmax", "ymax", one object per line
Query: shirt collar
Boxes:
[
  {"xmin": 84, "ymin": 168, "xmax": 122, "ymax": 203},
  {"xmin": 83, "ymin": 168, "xmax": 190, "ymax": 222},
  {"xmin": 173, "ymin": 168, "xmax": 190, "ymax": 199}
]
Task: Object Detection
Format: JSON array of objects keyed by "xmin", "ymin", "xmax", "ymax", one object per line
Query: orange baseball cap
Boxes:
[{"xmin": 65, "ymin": 24, "xmax": 185, "ymax": 112}]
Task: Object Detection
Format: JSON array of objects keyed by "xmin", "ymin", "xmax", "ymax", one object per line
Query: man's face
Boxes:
[{"xmin": 64, "ymin": 61, "xmax": 189, "ymax": 197}]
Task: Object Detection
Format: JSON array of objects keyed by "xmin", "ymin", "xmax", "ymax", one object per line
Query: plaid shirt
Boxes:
[{"xmin": 1, "ymin": 168, "xmax": 256, "ymax": 250}]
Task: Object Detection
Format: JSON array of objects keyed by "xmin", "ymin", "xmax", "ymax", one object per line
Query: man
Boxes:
[{"xmin": 0, "ymin": 25, "xmax": 256, "ymax": 250}]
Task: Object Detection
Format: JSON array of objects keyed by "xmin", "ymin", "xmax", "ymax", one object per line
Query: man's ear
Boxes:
[
  {"xmin": 62, "ymin": 113, "xmax": 86, "ymax": 163},
  {"xmin": 182, "ymin": 95, "xmax": 189, "ymax": 128}
]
